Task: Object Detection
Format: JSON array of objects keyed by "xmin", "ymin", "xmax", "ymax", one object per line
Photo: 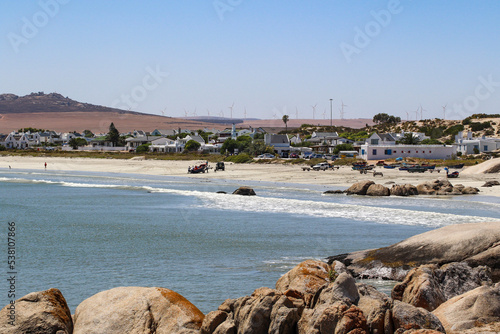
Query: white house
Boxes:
[
  {"xmin": 454, "ymin": 131, "xmax": 500, "ymax": 155},
  {"xmin": 360, "ymin": 144, "xmax": 457, "ymax": 161},
  {"xmin": 265, "ymin": 134, "xmax": 291, "ymax": 157},
  {"xmin": 125, "ymin": 136, "xmax": 161, "ymax": 151},
  {"xmin": 2, "ymin": 132, "xmax": 30, "ymax": 149},
  {"xmin": 149, "ymin": 137, "xmax": 178, "ymax": 153},
  {"xmin": 365, "ymin": 133, "xmax": 396, "ymax": 145}
]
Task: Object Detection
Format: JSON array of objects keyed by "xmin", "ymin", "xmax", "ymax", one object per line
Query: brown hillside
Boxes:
[
  {"xmin": 0, "ymin": 112, "xmax": 227, "ymax": 134},
  {"xmin": 0, "ymin": 92, "xmax": 226, "ymax": 133}
]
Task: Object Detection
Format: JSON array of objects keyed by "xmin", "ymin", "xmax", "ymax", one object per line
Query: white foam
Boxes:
[{"xmin": 1, "ymin": 176, "xmax": 497, "ymax": 227}]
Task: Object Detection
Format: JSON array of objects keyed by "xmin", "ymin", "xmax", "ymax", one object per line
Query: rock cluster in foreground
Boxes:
[
  {"xmin": 2, "ymin": 223, "xmax": 499, "ymax": 334},
  {"xmin": 327, "ymin": 221, "xmax": 500, "ymax": 282},
  {"xmin": 327, "ymin": 179, "xmax": 480, "ymax": 196}
]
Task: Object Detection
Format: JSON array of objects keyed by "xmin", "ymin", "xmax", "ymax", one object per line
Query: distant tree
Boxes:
[
  {"xmin": 246, "ymin": 140, "xmax": 274, "ymax": 156},
  {"xmin": 18, "ymin": 127, "xmax": 46, "ymax": 133},
  {"xmin": 196, "ymin": 130, "xmax": 211, "ymax": 143},
  {"xmin": 421, "ymin": 138, "xmax": 442, "ymax": 145},
  {"xmin": 282, "ymin": 115, "xmax": 289, "ymax": 133},
  {"xmin": 184, "ymin": 140, "xmax": 201, "ymax": 152},
  {"xmin": 106, "ymin": 123, "xmax": 120, "ymax": 147},
  {"xmin": 83, "ymin": 129, "xmax": 94, "ymax": 138},
  {"xmin": 373, "ymin": 113, "xmax": 390, "ymax": 124},
  {"xmin": 398, "ymin": 133, "xmax": 420, "ymax": 145},
  {"xmin": 333, "ymin": 143, "xmax": 354, "ymax": 154},
  {"xmin": 136, "ymin": 143, "xmax": 151, "ymax": 153},
  {"xmin": 253, "ymin": 133, "xmax": 265, "ymax": 140},
  {"xmin": 68, "ymin": 138, "xmax": 87, "ymax": 149},
  {"xmin": 373, "ymin": 113, "xmax": 400, "ymax": 124},
  {"xmin": 221, "ymin": 139, "xmax": 238, "ymax": 154}
]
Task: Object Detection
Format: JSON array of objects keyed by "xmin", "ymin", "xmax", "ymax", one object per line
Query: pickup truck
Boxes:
[{"xmin": 312, "ymin": 162, "xmax": 331, "ymax": 171}]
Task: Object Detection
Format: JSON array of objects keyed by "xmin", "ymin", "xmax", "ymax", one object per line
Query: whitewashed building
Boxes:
[
  {"xmin": 454, "ymin": 131, "xmax": 500, "ymax": 155},
  {"xmin": 360, "ymin": 144, "xmax": 457, "ymax": 160},
  {"xmin": 265, "ymin": 134, "xmax": 291, "ymax": 157}
]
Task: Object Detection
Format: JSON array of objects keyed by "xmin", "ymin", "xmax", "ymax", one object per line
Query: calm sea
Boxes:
[{"xmin": 1, "ymin": 168, "xmax": 499, "ymax": 314}]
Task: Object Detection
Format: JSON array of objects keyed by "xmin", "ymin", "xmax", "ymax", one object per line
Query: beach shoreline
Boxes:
[{"xmin": 2, "ymin": 155, "xmax": 499, "ymax": 197}]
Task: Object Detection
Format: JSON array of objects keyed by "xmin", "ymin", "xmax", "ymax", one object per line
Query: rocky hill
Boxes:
[
  {"xmin": 0, "ymin": 92, "xmax": 226, "ymax": 133},
  {"xmin": 0, "ymin": 92, "xmax": 144, "ymax": 115}
]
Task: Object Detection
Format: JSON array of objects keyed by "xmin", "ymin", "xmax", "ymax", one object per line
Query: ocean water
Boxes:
[{"xmin": 1, "ymin": 168, "xmax": 499, "ymax": 314}]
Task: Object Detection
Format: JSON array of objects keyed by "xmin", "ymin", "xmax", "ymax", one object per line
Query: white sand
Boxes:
[{"xmin": 1, "ymin": 155, "xmax": 500, "ymax": 197}]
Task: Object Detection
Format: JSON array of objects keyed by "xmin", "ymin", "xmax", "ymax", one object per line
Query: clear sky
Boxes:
[{"xmin": 1, "ymin": 1, "xmax": 499, "ymax": 121}]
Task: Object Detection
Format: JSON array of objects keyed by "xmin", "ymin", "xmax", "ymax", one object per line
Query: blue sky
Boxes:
[{"xmin": 1, "ymin": 1, "xmax": 499, "ymax": 121}]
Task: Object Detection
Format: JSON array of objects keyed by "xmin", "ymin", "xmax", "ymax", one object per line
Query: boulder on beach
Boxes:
[
  {"xmin": 275, "ymin": 259, "xmax": 331, "ymax": 305},
  {"xmin": 0, "ymin": 288, "xmax": 73, "ymax": 334},
  {"xmin": 346, "ymin": 180, "xmax": 375, "ymax": 195},
  {"xmin": 460, "ymin": 186, "xmax": 480, "ymax": 194},
  {"xmin": 391, "ymin": 262, "xmax": 492, "ymax": 312},
  {"xmin": 432, "ymin": 283, "xmax": 500, "ymax": 333},
  {"xmin": 203, "ymin": 287, "xmax": 304, "ymax": 334},
  {"xmin": 482, "ymin": 180, "xmax": 500, "ymax": 187},
  {"xmin": 232, "ymin": 186, "xmax": 256, "ymax": 196},
  {"xmin": 206, "ymin": 260, "xmax": 448, "ymax": 334},
  {"xmin": 73, "ymin": 287, "xmax": 204, "ymax": 334},
  {"xmin": 323, "ymin": 190, "xmax": 345, "ymax": 194},
  {"xmin": 327, "ymin": 222, "xmax": 500, "ymax": 281},
  {"xmin": 390, "ymin": 184, "xmax": 419, "ymax": 196},
  {"xmin": 366, "ymin": 183, "xmax": 390, "ymax": 196}
]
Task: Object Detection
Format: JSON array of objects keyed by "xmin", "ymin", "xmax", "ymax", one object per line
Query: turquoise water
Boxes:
[{"xmin": 1, "ymin": 168, "xmax": 499, "ymax": 314}]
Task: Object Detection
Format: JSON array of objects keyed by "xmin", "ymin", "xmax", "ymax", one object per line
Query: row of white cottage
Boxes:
[{"xmin": 359, "ymin": 132, "xmax": 500, "ymax": 160}]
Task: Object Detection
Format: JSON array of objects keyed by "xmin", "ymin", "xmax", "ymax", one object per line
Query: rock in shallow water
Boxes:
[{"xmin": 232, "ymin": 186, "xmax": 256, "ymax": 196}]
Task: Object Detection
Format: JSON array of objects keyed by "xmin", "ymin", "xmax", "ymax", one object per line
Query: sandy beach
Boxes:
[{"xmin": 2, "ymin": 155, "xmax": 500, "ymax": 197}]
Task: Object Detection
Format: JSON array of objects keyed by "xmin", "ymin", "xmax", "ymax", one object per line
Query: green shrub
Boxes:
[
  {"xmin": 136, "ymin": 144, "xmax": 151, "ymax": 153},
  {"xmin": 443, "ymin": 124, "xmax": 464, "ymax": 136},
  {"xmin": 470, "ymin": 122, "xmax": 491, "ymax": 132},
  {"xmin": 224, "ymin": 153, "xmax": 253, "ymax": 163}
]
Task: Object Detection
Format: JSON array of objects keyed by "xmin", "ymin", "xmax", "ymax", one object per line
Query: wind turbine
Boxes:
[
  {"xmin": 207, "ymin": 109, "xmax": 210, "ymax": 116},
  {"xmin": 244, "ymin": 107, "xmax": 247, "ymax": 119},
  {"xmin": 296, "ymin": 107, "xmax": 299, "ymax": 119},
  {"xmin": 406, "ymin": 111, "xmax": 409, "ymax": 121},
  {"xmin": 311, "ymin": 104, "xmax": 317, "ymax": 119},
  {"xmin": 192, "ymin": 108, "xmax": 197, "ymax": 117},
  {"xmin": 340, "ymin": 100, "xmax": 347, "ymax": 119},
  {"xmin": 419, "ymin": 104, "xmax": 426, "ymax": 120},
  {"xmin": 228, "ymin": 102, "xmax": 234, "ymax": 119},
  {"xmin": 184, "ymin": 109, "xmax": 189, "ymax": 117},
  {"xmin": 442, "ymin": 105, "xmax": 447, "ymax": 120},
  {"xmin": 414, "ymin": 107, "xmax": 419, "ymax": 121},
  {"xmin": 160, "ymin": 107, "xmax": 167, "ymax": 116},
  {"xmin": 323, "ymin": 108, "xmax": 327, "ymax": 119},
  {"xmin": 218, "ymin": 110, "xmax": 224, "ymax": 117}
]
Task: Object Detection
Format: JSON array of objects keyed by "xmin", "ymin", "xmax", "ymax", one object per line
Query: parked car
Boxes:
[
  {"xmin": 310, "ymin": 153, "xmax": 325, "ymax": 159},
  {"xmin": 312, "ymin": 162, "xmax": 331, "ymax": 171},
  {"xmin": 257, "ymin": 153, "xmax": 276, "ymax": 159},
  {"xmin": 289, "ymin": 153, "xmax": 299, "ymax": 158}
]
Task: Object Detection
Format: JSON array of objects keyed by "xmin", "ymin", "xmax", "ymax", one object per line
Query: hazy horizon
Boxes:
[{"xmin": 1, "ymin": 1, "xmax": 499, "ymax": 121}]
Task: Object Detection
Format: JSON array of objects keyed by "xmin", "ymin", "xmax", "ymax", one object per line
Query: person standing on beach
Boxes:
[{"xmin": 44, "ymin": 162, "xmax": 47, "ymax": 169}]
